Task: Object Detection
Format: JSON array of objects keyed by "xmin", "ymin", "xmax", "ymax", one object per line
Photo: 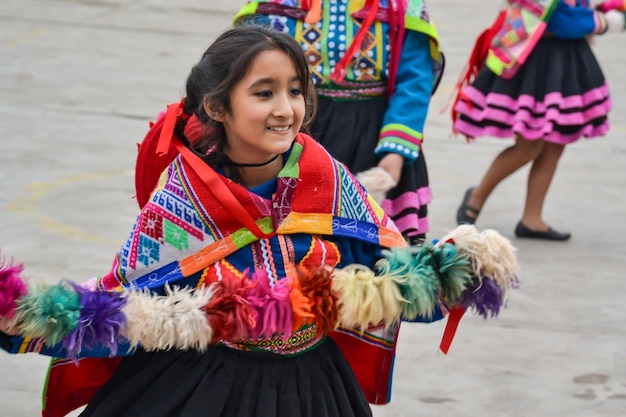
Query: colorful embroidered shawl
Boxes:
[
  {"xmin": 99, "ymin": 133, "xmax": 404, "ymax": 290},
  {"xmin": 41, "ymin": 133, "xmax": 408, "ymax": 416},
  {"xmin": 486, "ymin": 0, "xmax": 560, "ymax": 79}
]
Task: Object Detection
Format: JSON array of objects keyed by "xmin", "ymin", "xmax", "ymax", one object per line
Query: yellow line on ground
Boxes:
[
  {"xmin": 3, "ymin": 28, "xmax": 51, "ymax": 47},
  {"xmin": 6, "ymin": 170, "xmax": 132, "ymax": 246}
]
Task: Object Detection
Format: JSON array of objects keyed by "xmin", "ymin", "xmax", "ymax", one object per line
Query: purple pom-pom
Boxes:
[
  {"xmin": 458, "ymin": 277, "xmax": 503, "ymax": 319},
  {"xmin": 0, "ymin": 257, "xmax": 28, "ymax": 319},
  {"xmin": 62, "ymin": 283, "xmax": 127, "ymax": 358}
]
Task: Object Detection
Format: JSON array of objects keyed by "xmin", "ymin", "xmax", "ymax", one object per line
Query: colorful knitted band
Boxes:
[
  {"xmin": 317, "ymin": 81, "xmax": 388, "ymax": 100},
  {"xmin": 0, "ymin": 227, "xmax": 519, "ymax": 359},
  {"xmin": 593, "ymin": 11, "xmax": 608, "ymax": 34},
  {"xmin": 376, "ymin": 123, "xmax": 422, "ymax": 160}
]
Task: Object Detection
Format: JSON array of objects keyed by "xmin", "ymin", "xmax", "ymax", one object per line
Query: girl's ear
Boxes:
[{"xmin": 203, "ymin": 101, "xmax": 224, "ymax": 122}]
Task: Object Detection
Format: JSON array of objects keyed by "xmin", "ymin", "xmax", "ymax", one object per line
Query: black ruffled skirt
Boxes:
[
  {"xmin": 454, "ymin": 37, "xmax": 611, "ymax": 144},
  {"xmin": 311, "ymin": 96, "xmax": 430, "ymax": 242},
  {"xmin": 80, "ymin": 338, "xmax": 372, "ymax": 417}
]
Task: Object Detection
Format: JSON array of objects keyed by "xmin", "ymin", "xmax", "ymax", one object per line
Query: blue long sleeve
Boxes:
[
  {"xmin": 548, "ymin": 1, "xmax": 607, "ymax": 38},
  {"xmin": 375, "ymin": 30, "xmax": 433, "ymax": 164}
]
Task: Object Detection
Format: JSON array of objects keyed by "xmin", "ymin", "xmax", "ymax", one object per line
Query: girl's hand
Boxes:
[
  {"xmin": 376, "ymin": 153, "xmax": 404, "ymax": 185},
  {"xmin": 596, "ymin": 0, "xmax": 626, "ymax": 13},
  {"xmin": 606, "ymin": 9, "xmax": 626, "ymax": 32},
  {"xmin": 0, "ymin": 317, "xmax": 19, "ymax": 336}
]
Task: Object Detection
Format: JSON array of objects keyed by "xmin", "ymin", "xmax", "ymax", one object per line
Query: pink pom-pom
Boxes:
[
  {"xmin": 0, "ymin": 256, "xmax": 28, "ymax": 319},
  {"xmin": 247, "ymin": 270, "xmax": 293, "ymax": 340}
]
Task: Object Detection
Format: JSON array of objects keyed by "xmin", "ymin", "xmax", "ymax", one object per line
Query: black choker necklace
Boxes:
[{"xmin": 226, "ymin": 153, "xmax": 281, "ymax": 168}]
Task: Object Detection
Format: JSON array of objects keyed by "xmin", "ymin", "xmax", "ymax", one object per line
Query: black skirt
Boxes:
[
  {"xmin": 311, "ymin": 96, "xmax": 430, "ymax": 242},
  {"xmin": 453, "ymin": 37, "xmax": 611, "ymax": 144},
  {"xmin": 79, "ymin": 338, "xmax": 372, "ymax": 417}
]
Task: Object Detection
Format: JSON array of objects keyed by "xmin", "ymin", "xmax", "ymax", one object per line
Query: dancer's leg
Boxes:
[
  {"xmin": 520, "ymin": 141, "xmax": 565, "ymax": 231},
  {"xmin": 463, "ymin": 136, "xmax": 544, "ymax": 219}
]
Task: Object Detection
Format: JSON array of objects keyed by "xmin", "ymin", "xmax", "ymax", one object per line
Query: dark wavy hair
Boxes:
[{"xmin": 176, "ymin": 25, "xmax": 316, "ymax": 172}]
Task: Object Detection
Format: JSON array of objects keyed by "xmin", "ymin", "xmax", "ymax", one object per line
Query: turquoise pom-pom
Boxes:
[
  {"xmin": 16, "ymin": 282, "xmax": 82, "ymax": 345},
  {"xmin": 431, "ymin": 243, "xmax": 473, "ymax": 305}
]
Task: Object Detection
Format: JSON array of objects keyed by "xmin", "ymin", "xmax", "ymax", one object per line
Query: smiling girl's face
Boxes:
[{"xmin": 211, "ymin": 49, "xmax": 305, "ymax": 165}]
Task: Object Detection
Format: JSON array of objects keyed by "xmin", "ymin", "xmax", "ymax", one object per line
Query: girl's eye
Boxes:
[
  {"xmin": 254, "ymin": 90, "xmax": 273, "ymax": 98},
  {"xmin": 290, "ymin": 88, "xmax": 302, "ymax": 96}
]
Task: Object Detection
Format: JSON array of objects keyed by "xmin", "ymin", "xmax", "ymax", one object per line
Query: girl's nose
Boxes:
[{"xmin": 273, "ymin": 92, "xmax": 295, "ymax": 118}]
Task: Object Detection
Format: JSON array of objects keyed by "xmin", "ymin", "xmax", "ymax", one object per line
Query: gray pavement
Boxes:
[{"xmin": 1, "ymin": 1, "xmax": 625, "ymax": 416}]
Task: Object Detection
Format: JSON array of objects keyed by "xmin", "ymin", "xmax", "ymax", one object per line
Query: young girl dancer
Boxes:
[
  {"xmin": 0, "ymin": 26, "xmax": 519, "ymax": 417},
  {"xmin": 451, "ymin": 0, "xmax": 619, "ymax": 241},
  {"xmin": 235, "ymin": 0, "xmax": 444, "ymax": 244}
]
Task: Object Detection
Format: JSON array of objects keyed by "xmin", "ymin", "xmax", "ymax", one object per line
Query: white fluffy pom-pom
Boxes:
[
  {"xmin": 122, "ymin": 285, "xmax": 215, "ymax": 351},
  {"xmin": 607, "ymin": 10, "xmax": 626, "ymax": 32},
  {"xmin": 356, "ymin": 167, "xmax": 397, "ymax": 204}
]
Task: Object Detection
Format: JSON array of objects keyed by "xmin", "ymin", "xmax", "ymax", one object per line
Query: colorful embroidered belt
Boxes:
[
  {"xmin": 221, "ymin": 323, "xmax": 323, "ymax": 357},
  {"xmin": 316, "ymin": 81, "xmax": 388, "ymax": 100}
]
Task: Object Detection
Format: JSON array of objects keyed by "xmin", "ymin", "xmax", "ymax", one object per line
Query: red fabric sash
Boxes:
[{"xmin": 42, "ymin": 357, "xmax": 122, "ymax": 417}]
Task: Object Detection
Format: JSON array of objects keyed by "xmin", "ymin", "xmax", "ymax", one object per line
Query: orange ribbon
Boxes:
[{"xmin": 304, "ymin": 0, "xmax": 322, "ymax": 24}]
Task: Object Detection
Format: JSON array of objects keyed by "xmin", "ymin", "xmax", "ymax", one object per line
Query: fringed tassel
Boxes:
[
  {"xmin": 376, "ymin": 246, "xmax": 441, "ymax": 320},
  {"xmin": 439, "ymin": 226, "xmax": 489, "ymax": 275},
  {"xmin": 0, "ymin": 256, "xmax": 28, "ymax": 319},
  {"xmin": 247, "ymin": 270, "xmax": 294, "ymax": 341},
  {"xmin": 374, "ymin": 268, "xmax": 406, "ymax": 327},
  {"xmin": 167, "ymin": 285, "xmax": 215, "ymax": 351},
  {"xmin": 0, "ymin": 236, "xmax": 518, "ymax": 356},
  {"xmin": 458, "ymin": 277, "xmax": 503, "ymax": 319},
  {"xmin": 404, "ymin": 247, "xmax": 443, "ymax": 320},
  {"xmin": 478, "ymin": 230, "xmax": 520, "ymax": 300},
  {"xmin": 15, "ymin": 282, "xmax": 81, "ymax": 346},
  {"xmin": 436, "ymin": 225, "xmax": 519, "ymax": 316},
  {"xmin": 63, "ymin": 284, "xmax": 127, "ymax": 358},
  {"xmin": 204, "ymin": 276, "xmax": 256, "ymax": 342},
  {"xmin": 288, "ymin": 277, "xmax": 315, "ymax": 331},
  {"xmin": 429, "ymin": 242, "xmax": 473, "ymax": 305},
  {"xmin": 332, "ymin": 264, "xmax": 404, "ymax": 330},
  {"xmin": 122, "ymin": 285, "xmax": 214, "ymax": 352},
  {"xmin": 296, "ymin": 267, "xmax": 338, "ymax": 335},
  {"xmin": 375, "ymin": 246, "xmax": 414, "ymax": 277}
]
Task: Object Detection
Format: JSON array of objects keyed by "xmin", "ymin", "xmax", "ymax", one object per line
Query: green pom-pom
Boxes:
[
  {"xmin": 397, "ymin": 244, "xmax": 440, "ymax": 320},
  {"xmin": 16, "ymin": 282, "xmax": 81, "ymax": 345},
  {"xmin": 376, "ymin": 246, "xmax": 414, "ymax": 277},
  {"xmin": 431, "ymin": 243, "xmax": 473, "ymax": 305}
]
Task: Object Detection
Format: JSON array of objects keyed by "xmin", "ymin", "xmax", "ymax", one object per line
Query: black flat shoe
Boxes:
[
  {"xmin": 456, "ymin": 187, "xmax": 480, "ymax": 225},
  {"xmin": 514, "ymin": 222, "xmax": 571, "ymax": 241}
]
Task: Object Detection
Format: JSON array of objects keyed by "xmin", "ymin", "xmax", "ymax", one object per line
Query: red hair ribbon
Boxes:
[{"xmin": 155, "ymin": 100, "xmax": 184, "ymax": 156}]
